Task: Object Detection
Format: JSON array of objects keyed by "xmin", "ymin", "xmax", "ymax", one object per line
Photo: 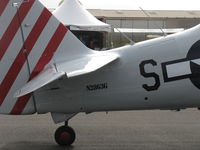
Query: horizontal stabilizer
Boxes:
[
  {"xmin": 14, "ymin": 52, "xmax": 119, "ymax": 97},
  {"xmin": 14, "ymin": 66, "xmax": 65, "ymax": 98},
  {"xmin": 56, "ymin": 52, "xmax": 119, "ymax": 78}
]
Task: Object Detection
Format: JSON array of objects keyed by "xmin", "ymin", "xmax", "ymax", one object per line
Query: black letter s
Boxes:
[{"xmin": 139, "ymin": 59, "xmax": 160, "ymax": 91}]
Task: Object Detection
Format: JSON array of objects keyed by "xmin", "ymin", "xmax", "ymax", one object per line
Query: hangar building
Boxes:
[{"xmin": 89, "ymin": 9, "xmax": 200, "ymax": 48}]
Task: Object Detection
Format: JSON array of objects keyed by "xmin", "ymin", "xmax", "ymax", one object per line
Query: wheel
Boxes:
[{"xmin": 54, "ymin": 126, "xmax": 76, "ymax": 146}]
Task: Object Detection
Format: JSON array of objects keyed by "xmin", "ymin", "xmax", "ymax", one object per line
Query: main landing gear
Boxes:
[{"xmin": 54, "ymin": 121, "xmax": 76, "ymax": 146}]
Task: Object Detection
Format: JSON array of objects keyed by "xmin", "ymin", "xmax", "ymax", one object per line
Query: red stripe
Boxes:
[
  {"xmin": 0, "ymin": 0, "xmax": 35, "ymax": 61},
  {"xmin": 0, "ymin": 8, "xmax": 51, "ymax": 106},
  {"xmin": 10, "ymin": 94, "xmax": 32, "ymax": 115},
  {"xmin": 30, "ymin": 24, "xmax": 68, "ymax": 80},
  {"xmin": 11, "ymin": 24, "xmax": 68, "ymax": 115},
  {"xmin": 0, "ymin": 0, "xmax": 9, "ymax": 16}
]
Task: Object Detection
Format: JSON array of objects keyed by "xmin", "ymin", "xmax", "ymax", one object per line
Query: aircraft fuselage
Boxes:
[{"xmin": 35, "ymin": 25, "xmax": 200, "ymax": 114}]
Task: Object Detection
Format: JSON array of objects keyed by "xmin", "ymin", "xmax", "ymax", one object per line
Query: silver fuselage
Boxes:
[{"xmin": 35, "ymin": 25, "xmax": 200, "ymax": 114}]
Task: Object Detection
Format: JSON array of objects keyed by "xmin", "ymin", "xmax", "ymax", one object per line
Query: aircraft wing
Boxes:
[{"xmin": 14, "ymin": 52, "xmax": 119, "ymax": 98}]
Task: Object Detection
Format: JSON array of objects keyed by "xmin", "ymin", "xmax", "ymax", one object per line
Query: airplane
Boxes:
[{"xmin": 1, "ymin": 0, "xmax": 200, "ymax": 146}]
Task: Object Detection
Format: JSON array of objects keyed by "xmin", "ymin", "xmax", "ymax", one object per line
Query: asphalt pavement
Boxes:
[{"xmin": 0, "ymin": 109, "xmax": 200, "ymax": 150}]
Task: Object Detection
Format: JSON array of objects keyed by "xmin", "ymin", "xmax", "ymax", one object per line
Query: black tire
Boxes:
[{"xmin": 54, "ymin": 126, "xmax": 76, "ymax": 146}]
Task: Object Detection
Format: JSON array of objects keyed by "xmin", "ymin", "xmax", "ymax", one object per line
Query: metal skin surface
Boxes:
[
  {"xmin": 1, "ymin": 0, "xmax": 200, "ymax": 119},
  {"xmin": 35, "ymin": 25, "xmax": 200, "ymax": 115}
]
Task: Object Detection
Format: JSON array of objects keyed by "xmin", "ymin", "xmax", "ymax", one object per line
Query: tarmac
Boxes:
[{"xmin": 0, "ymin": 109, "xmax": 200, "ymax": 150}]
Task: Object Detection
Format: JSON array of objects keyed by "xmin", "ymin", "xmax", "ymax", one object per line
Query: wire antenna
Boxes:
[
  {"xmin": 139, "ymin": 7, "xmax": 167, "ymax": 37},
  {"xmin": 13, "ymin": 2, "xmax": 38, "ymax": 112},
  {"xmin": 114, "ymin": 27, "xmax": 135, "ymax": 45}
]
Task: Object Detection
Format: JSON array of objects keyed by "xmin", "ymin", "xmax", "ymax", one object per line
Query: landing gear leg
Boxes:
[{"xmin": 54, "ymin": 121, "xmax": 76, "ymax": 146}]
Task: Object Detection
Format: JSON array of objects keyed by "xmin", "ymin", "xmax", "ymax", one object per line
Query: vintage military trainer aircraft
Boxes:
[{"xmin": 1, "ymin": 0, "xmax": 200, "ymax": 146}]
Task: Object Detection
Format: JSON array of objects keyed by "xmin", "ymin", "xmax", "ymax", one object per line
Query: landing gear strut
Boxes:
[{"xmin": 54, "ymin": 121, "xmax": 76, "ymax": 146}]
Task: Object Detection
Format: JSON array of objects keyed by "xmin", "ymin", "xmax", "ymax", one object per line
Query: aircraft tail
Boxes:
[{"xmin": 0, "ymin": 0, "xmax": 118, "ymax": 115}]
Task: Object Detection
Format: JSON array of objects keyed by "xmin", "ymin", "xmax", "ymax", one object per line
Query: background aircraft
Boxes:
[{"xmin": 1, "ymin": 0, "xmax": 200, "ymax": 146}]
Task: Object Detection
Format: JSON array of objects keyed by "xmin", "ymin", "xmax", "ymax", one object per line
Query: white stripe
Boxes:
[
  {"xmin": 0, "ymin": 0, "xmax": 19, "ymax": 39},
  {"xmin": 0, "ymin": 62, "xmax": 29, "ymax": 113},
  {"xmin": 28, "ymin": 16, "xmax": 60, "ymax": 71},
  {"xmin": 0, "ymin": 1, "xmax": 45, "ymax": 113},
  {"xmin": 0, "ymin": 0, "xmax": 30, "ymax": 39},
  {"xmin": 22, "ymin": 97, "xmax": 35, "ymax": 114},
  {"xmin": 0, "ymin": 1, "xmax": 43, "ymax": 83},
  {"xmin": 0, "ymin": 30, "xmax": 23, "ymax": 82},
  {"xmin": 1, "ymin": 16, "xmax": 60, "ymax": 113},
  {"xmin": 21, "ymin": 16, "xmax": 60, "ymax": 113},
  {"xmin": 166, "ymin": 61, "xmax": 191, "ymax": 78}
]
